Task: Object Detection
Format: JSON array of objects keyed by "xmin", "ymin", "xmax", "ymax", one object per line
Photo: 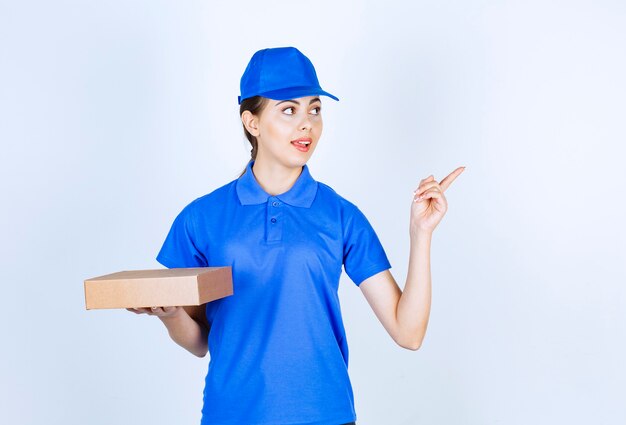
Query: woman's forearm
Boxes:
[
  {"xmin": 396, "ymin": 229, "xmax": 432, "ymax": 349},
  {"xmin": 158, "ymin": 309, "xmax": 208, "ymax": 357}
]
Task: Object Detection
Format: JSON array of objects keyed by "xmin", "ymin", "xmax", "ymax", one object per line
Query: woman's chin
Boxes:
[{"xmin": 286, "ymin": 151, "xmax": 314, "ymax": 166}]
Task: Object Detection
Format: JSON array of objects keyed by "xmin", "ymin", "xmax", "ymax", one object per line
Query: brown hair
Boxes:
[{"xmin": 238, "ymin": 96, "xmax": 270, "ymax": 178}]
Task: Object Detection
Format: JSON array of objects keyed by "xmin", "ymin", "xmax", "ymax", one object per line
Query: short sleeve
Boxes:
[
  {"xmin": 342, "ymin": 204, "xmax": 391, "ymax": 286},
  {"xmin": 156, "ymin": 202, "xmax": 208, "ymax": 269}
]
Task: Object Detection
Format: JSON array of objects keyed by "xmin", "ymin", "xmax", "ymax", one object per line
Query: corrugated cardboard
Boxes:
[{"xmin": 84, "ymin": 267, "xmax": 233, "ymax": 310}]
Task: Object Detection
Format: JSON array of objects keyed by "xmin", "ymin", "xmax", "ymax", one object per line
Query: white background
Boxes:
[{"xmin": 1, "ymin": 1, "xmax": 625, "ymax": 424}]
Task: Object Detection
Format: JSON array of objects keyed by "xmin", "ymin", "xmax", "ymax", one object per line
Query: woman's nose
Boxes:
[{"xmin": 300, "ymin": 116, "xmax": 312, "ymax": 131}]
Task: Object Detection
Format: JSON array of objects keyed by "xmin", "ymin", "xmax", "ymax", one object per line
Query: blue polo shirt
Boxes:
[{"xmin": 156, "ymin": 160, "xmax": 392, "ymax": 425}]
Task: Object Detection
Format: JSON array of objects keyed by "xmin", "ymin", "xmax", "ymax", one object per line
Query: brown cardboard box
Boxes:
[{"xmin": 84, "ymin": 267, "xmax": 233, "ymax": 310}]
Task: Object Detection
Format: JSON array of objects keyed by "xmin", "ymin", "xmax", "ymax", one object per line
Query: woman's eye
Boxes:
[{"xmin": 282, "ymin": 106, "xmax": 321, "ymax": 115}]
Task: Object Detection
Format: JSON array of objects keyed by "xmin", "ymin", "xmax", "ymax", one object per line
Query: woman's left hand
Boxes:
[{"xmin": 410, "ymin": 166, "xmax": 465, "ymax": 234}]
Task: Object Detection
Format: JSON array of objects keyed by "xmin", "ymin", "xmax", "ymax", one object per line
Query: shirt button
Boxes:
[
  {"xmin": 271, "ymin": 218, "xmax": 277, "ymax": 223},
  {"xmin": 272, "ymin": 201, "xmax": 280, "ymax": 207}
]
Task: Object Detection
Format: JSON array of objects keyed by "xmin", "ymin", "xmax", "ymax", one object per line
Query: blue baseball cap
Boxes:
[{"xmin": 238, "ymin": 46, "xmax": 339, "ymax": 105}]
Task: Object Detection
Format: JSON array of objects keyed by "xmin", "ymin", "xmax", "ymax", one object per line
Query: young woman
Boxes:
[{"xmin": 128, "ymin": 46, "xmax": 464, "ymax": 425}]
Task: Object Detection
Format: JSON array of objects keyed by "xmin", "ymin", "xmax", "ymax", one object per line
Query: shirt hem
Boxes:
[
  {"xmin": 155, "ymin": 253, "xmax": 178, "ymax": 269},
  {"xmin": 201, "ymin": 416, "xmax": 357, "ymax": 425},
  {"xmin": 353, "ymin": 261, "xmax": 392, "ymax": 286}
]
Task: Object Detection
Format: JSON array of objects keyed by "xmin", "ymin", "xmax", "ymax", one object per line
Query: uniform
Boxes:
[{"xmin": 156, "ymin": 159, "xmax": 391, "ymax": 425}]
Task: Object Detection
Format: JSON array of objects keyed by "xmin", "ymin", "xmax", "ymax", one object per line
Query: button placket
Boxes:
[{"xmin": 266, "ymin": 197, "xmax": 283, "ymax": 243}]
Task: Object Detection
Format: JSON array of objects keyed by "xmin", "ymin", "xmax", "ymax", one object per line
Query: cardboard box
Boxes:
[{"xmin": 84, "ymin": 267, "xmax": 233, "ymax": 310}]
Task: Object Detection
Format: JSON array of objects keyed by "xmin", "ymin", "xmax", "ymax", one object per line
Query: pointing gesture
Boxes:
[{"xmin": 410, "ymin": 166, "xmax": 465, "ymax": 234}]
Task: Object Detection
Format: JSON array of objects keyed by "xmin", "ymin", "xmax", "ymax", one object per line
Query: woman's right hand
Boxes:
[
  {"xmin": 126, "ymin": 305, "xmax": 208, "ymax": 357},
  {"xmin": 126, "ymin": 306, "xmax": 183, "ymax": 318}
]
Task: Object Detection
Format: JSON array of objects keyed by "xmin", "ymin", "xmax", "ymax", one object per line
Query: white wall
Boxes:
[{"xmin": 1, "ymin": 1, "xmax": 624, "ymax": 424}]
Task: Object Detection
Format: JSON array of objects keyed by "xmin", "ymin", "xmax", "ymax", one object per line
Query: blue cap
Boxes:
[{"xmin": 238, "ymin": 46, "xmax": 339, "ymax": 105}]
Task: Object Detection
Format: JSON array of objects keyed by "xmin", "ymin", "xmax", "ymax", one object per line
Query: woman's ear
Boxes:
[{"xmin": 241, "ymin": 110, "xmax": 260, "ymax": 137}]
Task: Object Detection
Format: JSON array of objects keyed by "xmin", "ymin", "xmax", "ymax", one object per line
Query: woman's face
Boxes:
[{"xmin": 252, "ymin": 95, "xmax": 323, "ymax": 169}]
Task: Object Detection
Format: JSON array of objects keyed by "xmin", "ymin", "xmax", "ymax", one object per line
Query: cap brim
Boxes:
[{"xmin": 257, "ymin": 86, "xmax": 339, "ymax": 102}]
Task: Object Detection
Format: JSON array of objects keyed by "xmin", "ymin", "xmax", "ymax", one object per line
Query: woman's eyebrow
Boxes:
[{"xmin": 275, "ymin": 97, "xmax": 321, "ymax": 106}]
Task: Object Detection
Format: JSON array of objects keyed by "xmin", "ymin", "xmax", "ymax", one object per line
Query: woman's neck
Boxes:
[{"xmin": 250, "ymin": 159, "xmax": 303, "ymax": 196}]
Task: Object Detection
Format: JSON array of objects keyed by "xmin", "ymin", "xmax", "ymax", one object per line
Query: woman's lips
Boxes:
[{"xmin": 291, "ymin": 139, "xmax": 311, "ymax": 152}]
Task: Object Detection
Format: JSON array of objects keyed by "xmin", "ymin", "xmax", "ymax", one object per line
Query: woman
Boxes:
[{"xmin": 128, "ymin": 46, "xmax": 464, "ymax": 425}]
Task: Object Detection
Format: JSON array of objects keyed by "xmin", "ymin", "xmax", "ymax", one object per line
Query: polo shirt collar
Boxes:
[{"xmin": 236, "ymin": 160, "xmax": 318, "ymax": 208}]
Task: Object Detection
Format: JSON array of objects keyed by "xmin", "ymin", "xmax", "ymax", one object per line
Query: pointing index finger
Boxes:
[{"xmin": 439, "ymin": 166, "xmax": 465, "ymax": 192}]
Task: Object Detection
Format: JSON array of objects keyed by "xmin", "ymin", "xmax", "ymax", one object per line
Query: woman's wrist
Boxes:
[{"xmin": 410, "ymin": 226, "xmax": 433, "ymax": 241}]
